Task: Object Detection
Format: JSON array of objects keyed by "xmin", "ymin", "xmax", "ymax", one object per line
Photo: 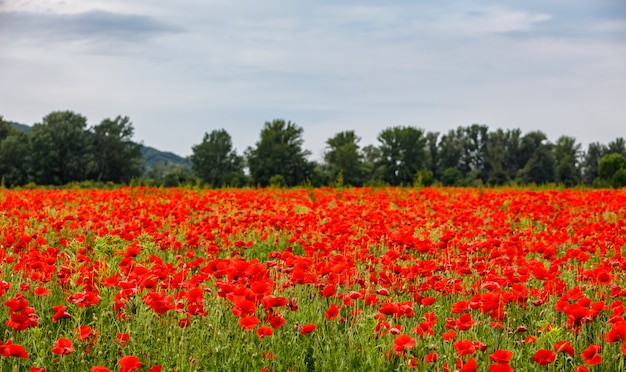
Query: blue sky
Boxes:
[{"xmin": 1, "ymin": 0, "xmax": 624, "ymax": 159}]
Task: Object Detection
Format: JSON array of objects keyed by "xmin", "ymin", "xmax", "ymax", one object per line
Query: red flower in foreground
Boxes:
[
  {"xmin": 532, "ymin": 349, "xmax": 556, "ymax": 365},
  {"xmin": 488, "ymin": 349, "xmax": 513, "ymax": 363},
  {"xmin": 256, "ymin": 326, "xmax": 273, "ymax": 338},
  {"xmin": 453, "ymin": 340, "xmax": 476, "ymax": 356},
  {"xmin": 0, "ymin": 339, "xmax": 28, "ymax": 358},
  {"xmin": 90, "ymin": 367, "xmax": 111, "ymax": 372},
  {"xmin": 300, "ymin": 323, "xmax": 316, "ymax": 335},
  {"xmin": 489, "ymin": 364, "xmax": 514, "ymax": 372},
  {"xmin": 581, "ymin": 344, "xmax": 602, "ymax": 365},
  {"xmin": 52, "ymin": 305, "xmax": 71, "ymax": 323},
  {"xmin": 238, "ymin": 315, "xmax": 260, "ymax": 331},
  {"xmin": 51, "ymin": 338, "xmax": 73, "ymax": 355},
  {"xmin": 392, "ymin": 334, "xmax": 416, "ymax": 355},
  {"xmin": 116, "ymin": 333, "xmax": 130, "ymax": 346},
  {"xmin": 425, "ymin": 352, "xmax": 438, "ymax": 363},
  {"xmin": 119, "ymin": 355, "xmax": 142, "ymax": 372},
  {"xmin": 459, "ymin": 357, "xmax": 477, "ymax": 372},
  {"xmin": 554, "ymin": 341, "xmax": 575, "ymax": 356},
  {"xmin": 326, "ymin": 303, "xmax": 340, "ymax": 320}
]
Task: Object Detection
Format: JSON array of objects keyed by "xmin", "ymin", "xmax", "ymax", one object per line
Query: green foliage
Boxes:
[
  {"xmin": 332, "ymin": 169, "xmax": 344, "ymax": 190},
  {"xmin": 29, "ymin": 111, "xmax": 94, "ymax": 185},
  {"xmin": 143, "ymin": 162, "xmax": 194, "ymax": 187},
  {"xmin": 4, "ymin": 111, "xmax": 626, "ymax": 189},
  {"xmin": 554, "ymin": 136, "xmax": 582, "ymax": 187},
  {"xmin": 441, "ymin": 167, "xmax": 463, "ymax": 186},
  {"xmin": 190, "ymin": 129, "xmax": 245, "ymax": 188},
  {"xmin": 598, "ymin": 153, "xmax": 626, "ymax": 188},
  {"xmin": 376, "ymin": 126, "xmax": 428, "ymax": 186},
  {"xmin": 0, "ymin": 133, "xmax": 30, "ymax": 186},
  {"xmin": 413, "ymin": 170, "xmax": 434, "ymax": 188},
  {"xmin": 269, "ymin": 174, "xmax": 286, "ymax": 188},
  {"xmin": 246, "ymin": 119, "xmax": 313, "ymax": 187},
  {"xmin": 613, "ymin": 168, "xmax": 626, "ymax": 188},
  {"xmin": 515, "ymin": 131, "xmax": 555, "ymax": 185},
  {"xmin": 324, "ymin": 131, "xmax": 365, "ymax": 186},
  {"xmin": 91, "ymin": 116, "xmax": 144, "ymax": 183}
]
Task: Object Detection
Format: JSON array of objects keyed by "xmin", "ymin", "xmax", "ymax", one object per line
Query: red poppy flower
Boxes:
[
  {"xmin": 606, "ymin": 320, "xmax": 626, "ymax": 342},
  {"xmin": 581, "ymin": 344, "xmax": 602, "ymax": 365},
  {"xmin": 442, "ymin": 330, "xmax": 457, "ymax": 341},
  {"xmin": 34, "ymin": 287, "xmax": 50, "ymax": 296},
  {"xmin": 262, "ymin": 295, "xmax": 287, "ymax": 310},
  {"xmin": 52, "ymin": 305, "xmax": 71, "ymax": 323},
  {"xmin": 554, "ymin": 341, "xmax": 575, "ymax": 356},
  {"xmin": 595, "ymin": 270, "xmax": 613, "ymax": 285},
  {"xmin": 421, "ymin": 297, "xmax": 436, "ymax": 306},
  {"xmin": 392, "ymin": 334, "xmax": 416, "ymax": 355},
  {"xmin": 0, "ymin": 339, "xmax": 28, "ymax": 359},
  {"xmin": 379, "ymin": 303, "xmax": 399, "ymax": 316},
  {"xmin": 256, "ymin": 326, "xmax": 273, "ymax": 338},
  {"xmin": 268, "ymin": 315, "xmax": 286, "ymax": 329},
  {"xmin": 119, "ymin": 355, "xmax": 142, "ymax": 372},
  {"xmin": 90, "ymin": 367, "xmax": 111, "ymax": 372},
  {"xmin": 459, "ymin": 357, "xmax": 477, "ymax": 372},
  {"xmin": 326, "ymin": 303, "xmax": 340, "ymax": 320},
  {"xmin": 51, "ymin": 338, "xmax": 74, "ymax": 355},
  {"xmin": 425, "ymin": 352, "xmax": 438, "ymax": 363},
  {"xmin": 453, "ymin": 340, "xmax": 476, "ymax": 356},
  {"xmin": 116, "ymin": 333, "xmax": 130, "ymax": 346},
  {"xmin": 456, "ymin": 313, "xmax": 475, "ymax": 331},
  {"xmin": 489, "ymin": 349, "xmax": 513, "ymax": 363},
  {"xmin": 321, "ymin": 284, "xmax": 336, "ymax": 297},
  {"xmin": 489, "ymin": 364, "xmax": 514, "ymax": 372},
  {"xmin": 239, "ymin": 315, "xmax": 260, "ymax": 331},
  {"xmin": 532, "ymin": 349, "xmax": 556, "ymax": 365},
  {"xmin": 300, "ymin": 323, "xmax": 316, "ymax": 335}
]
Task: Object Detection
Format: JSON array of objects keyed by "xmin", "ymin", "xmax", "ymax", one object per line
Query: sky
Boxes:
[{"xmin": 1, "ymin": 0, "xmax": 625, "ymax": 160}]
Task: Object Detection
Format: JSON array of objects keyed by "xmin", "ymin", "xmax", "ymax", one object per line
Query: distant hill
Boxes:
[
  {"xmin": 8, "ymin": 121, "xmax": 31, "ymax": 135},
  {"xmin": 141, "ymin": 146, "xmax": 190, "ymax": 169},
  {"xmin": 8, "ymin": 121, "xmax": 188, "ymax": 170}
]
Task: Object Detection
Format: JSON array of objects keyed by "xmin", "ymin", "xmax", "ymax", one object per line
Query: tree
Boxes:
[
  {"xmin": 515, "ymin": 131, "xmax": 555, "ymax": 185},
  {"xmin": 553, "ymin": 136, "xmax": 582, "ymax": 187},
  {"xmin": 607, "ymin": 138, "xmax": 626, "ymax": 157},
  {"xmin": 376, "ymin": 126, "xmax": 427, "ymax": 186},
  {"xmin": 581, "ymin": 142, "xmax": 607, "ymax": 185},
  {"xmin": 91, "ymin": 116, "xmax": 143, "ymax": 184},
  {"xmin": 437, "ymin": 128, "xmax": 464, "ymax": 179},
  {"xmin": 598, "ymin": 153, "xmax": 626, "ymax": 188},
  {"xmin": 425, "ymin": 131, "xmax": 439, "ymax": 179},
  {"xmin": 0, "ymin": 116, "xmax": 30, "ymax": 186},
  {"xmin": 503, "ymin": 128, "xmax": 523, "ymax": 181},
  {"xmin": 29, "ymin": 111, "xmax": 93, "ymax": 185},
  {"xmin": 324, "ymin": 130, "xmax": 365, "ymax": 186},
  {"xmin": 483, "ymin": 129, "xmax": 509, "ymax": 185},
  {"xmin": 245, "ymin": 119, "xmax": 313, "ymax": 187},
  {"xmin": 459, "ymin": 124, "xmax": 489, "ymax": 183},
  {"xmin": 0, "ymin": 115, "xmax": 20, "ymax": 140},
  {"xmin": 190, "ymin": 129, "xmax": 244, "ymax": 187}
]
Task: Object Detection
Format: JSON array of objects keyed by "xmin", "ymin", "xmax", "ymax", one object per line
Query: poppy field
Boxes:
[{"xmin": 1, "ymin": 186, "xmax": 626, "ymax": 371}]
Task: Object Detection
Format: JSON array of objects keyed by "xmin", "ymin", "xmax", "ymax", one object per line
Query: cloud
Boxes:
[{"xmin": 0, "ymin": 9, "xmax": 182, "ymax": 43}]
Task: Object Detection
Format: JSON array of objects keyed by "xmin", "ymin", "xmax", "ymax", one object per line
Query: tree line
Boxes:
[{"xmin": 2, "ymin": 111, "xmax": 625, "ymax": 188}]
